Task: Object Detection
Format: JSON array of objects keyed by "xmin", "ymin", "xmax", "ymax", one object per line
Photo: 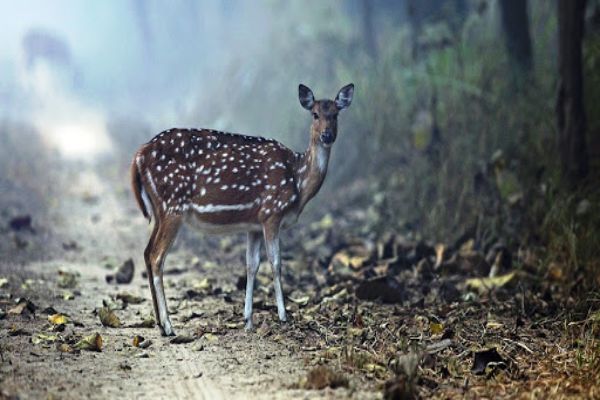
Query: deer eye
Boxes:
[{"xmin": 312, "ymin": 113, "xmax": 319, "ymax": 120}]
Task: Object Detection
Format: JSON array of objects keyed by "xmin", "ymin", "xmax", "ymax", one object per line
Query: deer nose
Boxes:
[{"xmin": 320, "ymin": 130, "xmax": 334, "ymax": 145}]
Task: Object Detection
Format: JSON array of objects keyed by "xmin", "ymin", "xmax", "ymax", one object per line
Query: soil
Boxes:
[
  {"xmin": 1, "ymin": 147, "xmax": 599, "ymax": 399},
  {"xmin": 0, "ymin": 155, "xmax": 366, "ymax": 399}
]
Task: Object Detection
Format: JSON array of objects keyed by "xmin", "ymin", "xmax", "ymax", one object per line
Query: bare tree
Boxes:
[
  {"xmin": 499, "ymin": 0, "xmax": 533, "ymax": 85},
  {"xmin": 361, "ymin": 0, "xmax": 377, "ymax": 59},
  {"xmin": 557, "ymin": 0, "xmax": 589, "ymax": 184}
]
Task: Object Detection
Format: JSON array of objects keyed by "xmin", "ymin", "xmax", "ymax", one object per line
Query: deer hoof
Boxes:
[
  {"xmin": 161, "ymin": 321, "xmax": 176, "ymax": 337},
  {"xmin": 244, "ymin": 320, "xmax": 254, "ymax": 331}
]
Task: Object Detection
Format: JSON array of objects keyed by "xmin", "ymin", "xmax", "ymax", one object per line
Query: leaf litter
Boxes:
[{"xmin": 2, "ymin": 209, "xmax": 599, "ymax": 398}]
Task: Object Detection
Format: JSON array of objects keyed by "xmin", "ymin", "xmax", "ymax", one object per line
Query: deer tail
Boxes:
[{"xmin": 131, "ymin": 151, "xmax": 152, "ymax": 222}]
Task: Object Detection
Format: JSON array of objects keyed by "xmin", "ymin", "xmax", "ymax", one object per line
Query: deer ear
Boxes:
[
  {"xmin": 298, "ymin": 84, "xmax": 315, "ymax": 110},
  {"xmin": 335, "ymin": 83, "xmax": 354, "ymax": 110}
]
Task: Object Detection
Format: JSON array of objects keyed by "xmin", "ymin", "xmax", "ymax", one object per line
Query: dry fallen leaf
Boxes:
[
  {"xmin": 192, "ymin": 278, "xmax": 212, "ymax": 291},
  {"xmin": 99, "ymin": 307, "xmax": 121, "ymax": 328},
  {"xmin": 116, "ymin": 292, "xmax": 145, "ymax": 305},
  {"xmin": 57, "ymin": 343, "xmax": 73, "ymax": 353},
  {"xmin": 57, "ymin": 270, "xmax": 79, "ymax": 289},
  {"xmin": 547, "ymin": 262, "xmax": 564, "ymax": 281},
  {"xmin": 8, "ymin": 299, "xmax": 36, "ymax": 315},
  {"xmin": 170, "ymin": 335, "xmax": 196, "ymax": 344},
  {"xmin": 31, "ymin": 333, "xmax": 59, "ymax": 345},
  {"xmin": 434, "ymin": 243, "xmax": 446, "ymax": 269},
  {"xmin": 486, "ymin": 321, "xmax": 504, "ymax": 330},
  {"xmin": 430, "ymin": 322, "xmax": 444, "ymax": 335},
  {"xmin": 48, "ymin": 313, "xmax": 68, "ymax": 325},
  {"xmin": 62, "ymin": 291, "xmax": 75, "ymax": 300},
  {"xmin": 466, "ymin": 272, "xmax": 516, "ymax": 293},
  {"xmin": 130, "ymin": 315, "xmax": 155, "ymax": 328},
  {"xmin": 132, "ymin": 335, "xmax": 144, "ymax": 347},
  {"xmin": 472, "ymin": 348, "xmax": 505, "ymax": 375},
  {"xmin": 301, "ymin": 366, "xmax": 348, "ymax": 390},
  {"xmin": 75, "ymin": 333, "xmax": 103, "ymax": 352},
  {"xmin": 288, "ymin": 295, "xmax": 310, "ymax": 306},
  {"xmin": 202, "ymin": 333, "xmax": 218, "ymax": 343}
]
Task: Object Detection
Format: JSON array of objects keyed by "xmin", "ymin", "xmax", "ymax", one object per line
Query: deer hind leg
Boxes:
[
  {"xmin": 263, "ymin": 222, "xmax": 287, "ymax": 322},
  {"xmin": 244, "ymin": 231, "xmax": 262, "ymax": 330},
  {"xmin": 148, "ymin": 215, "xmax": 182, "ymax": 336},
  {"xmin": 144, "ymin": 222, "xmax": 161, "ymax": 327}
]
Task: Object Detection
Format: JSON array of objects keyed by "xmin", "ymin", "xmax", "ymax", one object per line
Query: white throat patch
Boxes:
[{"xmin": 316, "ymin": 145, "xmax": 329, "ymax": 173}]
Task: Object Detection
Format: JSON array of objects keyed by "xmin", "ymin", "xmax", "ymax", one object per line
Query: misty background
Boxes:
[{"xmin": 1, "ymin": 1, "xmax": 599, "ymax": 284}]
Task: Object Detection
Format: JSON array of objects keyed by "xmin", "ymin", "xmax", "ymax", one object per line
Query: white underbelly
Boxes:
[{"xmin": 184, "ymin": 213, "xmax": 262, "ymax": 235}]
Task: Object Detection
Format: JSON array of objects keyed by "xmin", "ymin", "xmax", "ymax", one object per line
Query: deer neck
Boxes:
[{"xmin": 294, "ymin": 139, "xmax": 331, "ymax": 214}]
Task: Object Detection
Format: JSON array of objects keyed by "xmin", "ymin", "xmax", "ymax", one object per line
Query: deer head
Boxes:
[{"xmin": 299, "ymin": 83, "xmax": 354, "ymax": 147}]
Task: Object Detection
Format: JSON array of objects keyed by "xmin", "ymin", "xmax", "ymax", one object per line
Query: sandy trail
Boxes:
[{"xmin": 0, "ymin": 159, "xmax": 356, "ymax": 399}]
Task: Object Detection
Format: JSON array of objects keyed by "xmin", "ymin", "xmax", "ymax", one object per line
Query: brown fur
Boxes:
[{"xmin": 131, "ymin": 84, "xmax": 354, "ymax": 335}]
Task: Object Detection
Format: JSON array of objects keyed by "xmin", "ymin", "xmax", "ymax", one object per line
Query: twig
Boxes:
[{"xmin": 501, "ymin": 337, "xmax": 534, "ymax": 354}]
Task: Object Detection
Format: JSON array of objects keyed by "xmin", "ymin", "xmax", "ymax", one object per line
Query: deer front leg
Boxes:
[
  {"xmin": 263, "ymin": 222, "xmax": 287, "ymax": 322},
  {"xmin": 244, "ymin": 231, "xmax": 262, "ymax": 330}
]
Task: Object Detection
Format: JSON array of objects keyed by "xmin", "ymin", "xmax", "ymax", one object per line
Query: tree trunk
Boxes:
[
  {"xmin": 557, "ymin": 0, "xmax": 589, "ymax": 184},
  {"xmin": 499, "ymin": 0, "xmax": 533, "ymax": 85},
  {"xmin": 361, "ymin": 0, "xmax": 377, "ymax": 59}
]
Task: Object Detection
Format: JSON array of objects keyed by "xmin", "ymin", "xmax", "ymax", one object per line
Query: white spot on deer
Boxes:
[
  {"xmin": 221, "ymin": 185, "xmax": 228, "ymax": 191},
  {"xmin": 232, "ymin": 167, "xmax": 238, "ymax": 173},
  {"xmin": 156, "ymin": 165, "xmax": 162, "ymax": 172},
  {"xmin": 151, "ymin": 150, "xmax": 157, "ymax": 158},
  {"xmin": 177, "ymin": 132, "xmax": 182, "ymax": 137}
]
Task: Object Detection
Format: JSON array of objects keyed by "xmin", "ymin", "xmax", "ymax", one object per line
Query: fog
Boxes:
[
  {"xmin": 0, "ymin": 0, "xmax": 567, "ymax": 241},
  {"xmin": 2, "ymin": 1, "xmax": 355, "ymax": 159}
]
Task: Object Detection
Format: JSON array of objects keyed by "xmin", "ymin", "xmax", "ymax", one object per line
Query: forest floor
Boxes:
[{"xmin": 1, "ymin": 149, "xmax": 599, "ymax": 399}]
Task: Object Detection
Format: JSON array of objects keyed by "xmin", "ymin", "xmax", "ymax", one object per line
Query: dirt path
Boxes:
[
  {"xmin": 2, "ymin": 147, "xmax": 599, "ymax": 399},
  {"xmin": 0, "ymin": 158, "xmax": 362, "ymax": 399}
]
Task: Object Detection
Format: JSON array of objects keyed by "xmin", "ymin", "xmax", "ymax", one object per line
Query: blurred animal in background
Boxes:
[{"xmin": 22, "ymin": 29, "xmax": 71, "ymax": 69}]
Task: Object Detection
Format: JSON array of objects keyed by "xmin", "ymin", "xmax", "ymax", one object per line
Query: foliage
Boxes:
[{"xmin": 194, "ymin": 1, "xmax": 599, "ymax": 293}]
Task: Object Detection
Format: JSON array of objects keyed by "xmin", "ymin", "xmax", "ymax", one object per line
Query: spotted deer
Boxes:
[{"xmin": 131, "ymin": 84, "xmax": 354, "ymax": 336}]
